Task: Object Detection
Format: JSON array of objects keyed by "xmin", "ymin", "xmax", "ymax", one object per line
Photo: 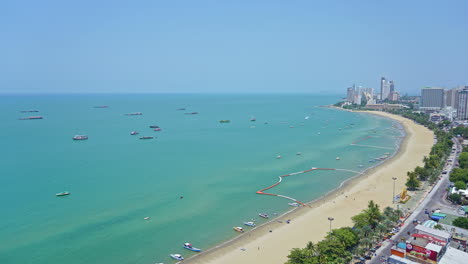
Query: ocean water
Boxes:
[{"xmin": 0, "ymin": 94, "xmax": 403, "ymax": 264}]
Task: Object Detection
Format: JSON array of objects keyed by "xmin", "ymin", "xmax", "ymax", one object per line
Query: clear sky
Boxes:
[{"xmin": 1, "ymin": 0, "xmax": 467, "ymax": 94}]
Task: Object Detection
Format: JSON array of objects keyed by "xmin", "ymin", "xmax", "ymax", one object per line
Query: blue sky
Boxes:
[{"xmin": 1, "ymin": 0, "xmax": 467, "ymax": 94}]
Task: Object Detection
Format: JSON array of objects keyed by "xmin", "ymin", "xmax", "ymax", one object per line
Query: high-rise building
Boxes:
[
  {"xmin": 456, "ymin": 87, "xmax": 468, "ymax": 120},
  {"xmin": 346, "ymin": 87, "xmax": 354, "ymax": 102},
  {"xmin": 446, "ymin": 86, "xmax": 464, "ymax": 109},
  {"xmin": 380, "ymin": 77, "xmax": 394, "ymax": 101},
  {"xmin": 420, "ymin": 87, "xmax": 444, "ymax": 110}
]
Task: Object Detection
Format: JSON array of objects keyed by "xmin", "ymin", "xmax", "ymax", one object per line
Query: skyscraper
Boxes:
[
  {"xmin": 380, "ymin": 77, "xmax": 393, "ymax": 101},
  {"xmin": 420, "ymin": 87, "xmax": 444, "ymax": 110},
  {"xmin": 456, "ymin": 87, "xmax": 468, "ymax": 120}
]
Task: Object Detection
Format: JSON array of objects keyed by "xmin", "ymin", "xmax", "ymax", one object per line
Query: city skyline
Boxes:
[{"xmin": 1, "ymin": 1, "xmax": 468, "ymax": 94}]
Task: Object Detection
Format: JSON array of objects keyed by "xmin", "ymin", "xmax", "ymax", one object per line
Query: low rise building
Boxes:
[{"xmin": 438, "ymin": 246, "xmax": 468, "ymax": 264}]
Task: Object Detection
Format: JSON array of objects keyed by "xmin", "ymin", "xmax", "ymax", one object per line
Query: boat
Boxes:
[
  {"xmin": 219, "ymin": 120, "xmax": 231, "ymax": 123},
  {"xmin": 20, "ymin": 110, "xmax": 39, "ymax": 113},
  {"xmin": 139, "ymin": 136, "xmax": 154, "ymax": 140},
  {"xmin": 357, "ymin": 165, "xmax": 364, "ymax": 168},
  {"xmin": 154, "ymin": 128, "xmax": 162, "ymax": 131},
  {"xmin": 276, "ymin": 155, "xmax": 282, "ymax": 159},
  {"xmin": 176, "ymin": 108, "xmax": 186, "ymax": 110},
  {"xmin": 288, "ymin": 202, "xmax": 300, "ymax": 207},
  {"xmin": 19, "ymin": 116, "xmax": 43, "ymax": 120},
  {"xmin": 336, "ymin": 157, "xmax": 340, "ymax": 160},
  {"xmin": 250, "ymin": 116, "xmax": 256, "ymax": 122},
  {"xmin": 296, "ymin": 152, "xmax": 302, "ymax": 155},
  {"xmin": 73, "ymin": 135, "xmax": 88, "ymax": 140},
  {"xmin": 93, "ymin": 106, "xmax": 109, "ymax": 108},
  {"xmin": 305, "ymin": 116, "xmax": 310, "ymax": 120},
  {"xmin": 259, "ymin": 213, "xmax": 269, "ymax": 219},
  {"xmin": 169, "ymin": 254, "xmax": 183, "ymax": 261},
  {"xmin": 130, "ymin": 131, "xmax": 139, "ymax": 135},
  {"xmin": 144, "ymin": 217, "xmax": 150, "ymax": 220},
  {"xmin": 244, "ymin": 221, "xmax": 256, "ymax": 227},
  {"xmin": 233, "ymin": 227, "xmax": 244, "ymax": 233},
  {"xmin": 56, "ymin": 191, "xmax": 70, "ymax": 196},
  {"xmin": 124, "ymin": 112, "xmax": 142, "ymax": 116},
  {"xmin": 184, "ymin": 112, "xmax": 198, "ymax": 115},
  {"xmin": 369, "ymin": 159, "xmax": 376, "ymax": 163},
  {"xmin": 183, "ymin": 243, "xmax": 202, "ymax": 252},
  {"xmin": 149, "ymin": 125, "xmax": 160, "ymax": 128},
  {"xmin": 289, "ymin": 126, "xmax": 294, "ymax": 128}
]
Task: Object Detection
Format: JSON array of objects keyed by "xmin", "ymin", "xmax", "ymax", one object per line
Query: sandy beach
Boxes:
[{"xmin": 186, "ymin": 111, "xmax": 434, "ymax": 264}]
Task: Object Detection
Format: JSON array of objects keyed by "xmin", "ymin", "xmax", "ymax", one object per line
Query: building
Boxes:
[
  {"xmin": 420, "ymin": 87, "xmax": 444, "ymax": 110},
  {"xmin": 457, "ymin": 87, "xmax": 468, "ymax": 120},
  {"xmin": 389, "ymin": 91, "xmax": 400, "ymax": 101},
  {"xmin": 365, "ymin": 103, "xmax": 405, "ymax": 110},
  {"xmin": 438, "ymin": 246, "xmax": 468, "ymax": 264},
  {"xmin": 414, "ymin": 224, "xmax": 451, "ymax": 243},
  {"xmin": 445, "ymin": 87, "xmax": 461, "ymax": 108},
  {"xmin": 346, "ymin": 87, "xmax": 354, "ymax": 102},
  {"xmin": 381, "ymin": 77, "xmax": 392, "ymax": 100}
]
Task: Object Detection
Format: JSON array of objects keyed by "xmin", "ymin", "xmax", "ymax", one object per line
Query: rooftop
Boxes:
[
  {"xmin": 415, "ymin": 224, "xmax": 451, "ymax": 240},
  {"xmin": 438, "ymin": 247, "xmax": 468, "ymax": 264}
]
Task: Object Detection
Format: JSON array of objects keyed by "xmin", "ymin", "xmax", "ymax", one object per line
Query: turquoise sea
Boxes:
[{"xmin": 0, "ymin": 94, "xmax": 403, "ymax": 264}]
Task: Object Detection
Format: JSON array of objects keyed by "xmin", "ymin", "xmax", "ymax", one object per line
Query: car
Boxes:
[{"xmin": 442, "ymin": 171, "xmax": 448, "ymax": 174}]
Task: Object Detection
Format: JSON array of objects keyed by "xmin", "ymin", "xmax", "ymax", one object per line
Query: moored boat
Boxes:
[
  {"xmin": 56, "ymin": 191, "xmax": 70, "ymax": 196},
  {"xmin": 130, "ymin": 131, "xmax": 139, "ymax": 135},
  {"xmin": 244, "ymin": 221, "xmax": 256, "ymax": 227},
  {"xmin": 259, "ymin": 213, "xmax": 269, "ymax": 219},
  {"xmin": 233, "ymin": 226, "xmax": 244, "ymax": 233},
  {"xmin": 139, "ymin": 136, "xmax": 154, "ymax": 140},
  {"xmin": 73, "ymin": 135, "xmax": 88, "ymax": 140},
  {"xmin": 288, "ymin": 202, "xmax": 300, "ymax": 207},
  {"xmin": 183, "ymin": 243, "xmax": 202, "ymax": 252},
  {"xmin": 170, "ymin": 254, "xmax": 183, "ymax": 261}
]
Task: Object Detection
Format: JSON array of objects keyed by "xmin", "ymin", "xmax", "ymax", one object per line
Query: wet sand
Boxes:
[{"xmin": 186, "ymin": 111, "xmax": 434, "ymax": 264}]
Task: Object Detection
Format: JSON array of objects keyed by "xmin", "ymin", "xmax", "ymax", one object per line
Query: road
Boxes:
[{"xmin": 368, "ymin": 137, "xmax": 462, "ymax": 264}]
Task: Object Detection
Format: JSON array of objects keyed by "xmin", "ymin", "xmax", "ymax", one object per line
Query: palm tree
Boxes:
[{"xmin": 376, "ymin": 223, "xmax": 387, "ymax": 238}]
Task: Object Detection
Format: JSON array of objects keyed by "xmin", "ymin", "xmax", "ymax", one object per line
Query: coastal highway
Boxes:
[{"xmin": 368, "ymin": 137, "xmax": 461, "ymax": 264}]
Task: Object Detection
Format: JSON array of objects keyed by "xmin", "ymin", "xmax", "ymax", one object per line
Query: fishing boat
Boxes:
[
  {"xmin": 56, "ymin": 191, "xmax": 70, "ymax": 196},
  {"xmin": 259, "ymin": 213, "xmax": 269, "ymax": 219},
  {"xmin": 149, "ymin": 125, "xmax": 160, "ymax": 128},
  {"xmin": 183, "ymin": 243, "xmax": 202, "ymax": 252},
  {"xmin": 170, "ymin": 254, "xmax": 183, "ymax": 261},
  {"xmin": 288, "ymin": 202, "xmax": 300, "ymax": 207},
  {"xmin": 244, "ymin": 221, "xmax": 256, "ymax": 227},
  {"xmin": 19, "ymin": 116, "xmax": 43, "ymax": 120},
  {"xmin": 219, "ymin": 120, "xmax": 230, "ymax": 123},
  {"xmin": 233, "ymin": 227, "xmax": 244, "ymax": 233},
  {"xmin": 130, "ymin": 131, "xmax": 139, "ymax": 135},
  {"xmin": 73, "ymin": 135, "xmax": 88, "ymax": 140},
  {"xmin": 139, "ymin": 136, "xmax": 154, "ymax": 140}
]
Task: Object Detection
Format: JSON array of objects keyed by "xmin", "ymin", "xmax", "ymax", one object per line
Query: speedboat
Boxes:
[
  {"xmin": 130, "ymin": 131, "xmax": 139, "ymax": 135},
  {"xmin": 139, "ymin": 136, "xmax": 154, "ymax": 140},
  {"xmin": 183, "ymin": 243, "xmax": 202, "ymax": 252},
  {"xmin": 170, "ymin": 254, "xmax": 183, "ymax": 261},
  {"xmin": 56, "ymin": 191, "xmax": 70, "ymax": 196},
  {"xmin": 259, "ymin": 213, "xmax": 269, "ymax": 219},
  {"xmin": 73, "ymin": 135, "xmax": 88, "ymax": 140},
  {"xmin": 244, "ymin": 221, "xmax": 256, "ymax": 227},
  {"xmin": 233, "ymin": 227, "xmax": 244, "ymax": 233},
  {"xmin": 288, "ymin": 202, "xmax": 300, "ymax": 207}
]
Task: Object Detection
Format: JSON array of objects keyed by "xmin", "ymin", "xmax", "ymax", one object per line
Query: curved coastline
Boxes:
[{"xmin": 185, "ymin": 111, "xmax": 434, "ymax": 264}]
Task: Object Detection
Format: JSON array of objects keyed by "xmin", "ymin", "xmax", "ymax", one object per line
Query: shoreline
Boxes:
[{"xmin": 186, "ymin": 110, "xmax": 434, "ymax": 264}]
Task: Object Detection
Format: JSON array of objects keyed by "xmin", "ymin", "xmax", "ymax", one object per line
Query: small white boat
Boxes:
[
  {"xmin": 336, "ymin": 157, "xmax": 340, "ymax": 160},
  {"xmin": 276, "ymin": 155, "xmax": 282, "ymax": 159},
  {"xmin": 170, "ymin": 254, "xmax": 183, "ymax": 261},
  {"xmin": 56, "ymin": 191, "xmax": 70, "ymax": 196},
  {"xmin": 144, "ymin": 217, "xmax": 150, "ymax": 220},
  {"xmin": 259, "ymin": 213, "xmax": 269, "ymax": 219},
  {"xmin": 305, "ymin": 116, "xmax": 310, "ymax": 120},
  {"xmin": 183, "ymin": 242, "xmax": 202, "ymax": 252},
  {"xmin": 130, "ymin": 131, "xmax": 139, "ymax": 135},
  {"xmin": 233, "ymin": 226, "xmax": 244, "ymax": 233},
  {"xmin": 288, "ymin": 202, "xmax": 300, "ymax": 207},
  {"xmin": 244, "ymin": 221, "xmax": 256, "ymax": 227}
]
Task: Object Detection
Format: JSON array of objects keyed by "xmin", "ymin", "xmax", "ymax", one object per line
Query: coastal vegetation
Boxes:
[
  {"xmin": 452, "ymin": 217, "xmax": 468, "ymax": 229},
  {"xmin": 286, "ymin": 201, "xmax": 402, "ymax": 264}
]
